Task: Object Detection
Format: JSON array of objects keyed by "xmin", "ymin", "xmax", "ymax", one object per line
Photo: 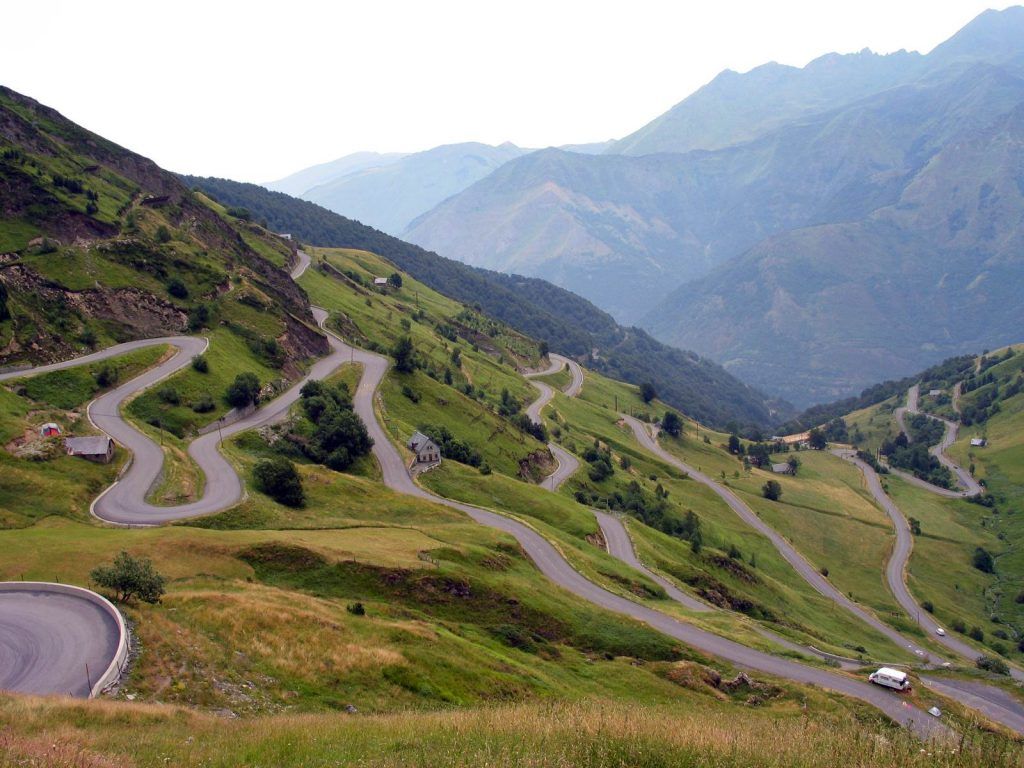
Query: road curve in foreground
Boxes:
[
  {"xmin": 319, "ymin": 317, "xmax": 947, "ymax": 739},
  {"xmin": 0, "ymin": 585, "xmax": 123, "ymax": 697}
]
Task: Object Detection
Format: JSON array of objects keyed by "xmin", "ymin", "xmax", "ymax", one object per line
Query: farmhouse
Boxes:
[
  {"xmin": 929, "ymin": 389, "xmax": 942, "ymax": 397},
  {"xmin": 407, "ymin": 431, "xmax": 441, "ymax": 465},
  {"xmin": 65, "ymin": 435, "xmax": 114, "ymax": 463},
  {"xmin": 970, "ymin": 438, "xmax": 988, "ymax": 447},
  {"xmin": 771, "ymin": 463, "xmax": 794, "ymax": 475},
  {"xmin": 373, "ymin": 277, "xmax": 389, "ymax": 286},
  {"xmin": 39, "ymin": 422, "xmax": 61, "ymax": 438}
]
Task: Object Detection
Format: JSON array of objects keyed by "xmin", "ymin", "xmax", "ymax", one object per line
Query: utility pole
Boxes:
[{"xmin": 217, "ymin": 416, "xmax": 224, "ymax": 444}]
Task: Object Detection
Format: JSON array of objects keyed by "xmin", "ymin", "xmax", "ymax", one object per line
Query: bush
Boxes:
[
  {"xmin": 976, "ymin": 655, "xmax": 1010, "ymax": 675},
  {"xmin": 762, "ymin": 479, "xmax": 782, "ymax": 501},
  {"xmin": 972, "ymin": 547, "xmax": 995, "ymax": 573},
  {"xmin": 90, "ymin": 551, "xmax": 166, "ymax": 604},
  {"xmin": 969, "ymin": 626, "xmax": 984, "ymax": 642},
  {"xmin": 346, "ymin": 602, "xmax": 366, "ymax": 616},
  {"xmin": 252, "ymin": 457, "xmax": 304, "ymax": 507},
  {"xmin": 94, "ymin": 364, "xmax": 116, "ymax": 388},
  {"xmin": 402, "ymin": 384, "xmax": 420, "ymax": 403},
  {"xmin": 156, "ymin": 225, "xmax": 172, "ymax": 243},
  {"xmin": 951, "ymin": 619, "xmax": 966, "ymax": 633},
  {"xmin": 157, "ymin": 385, "xmax": 181, "ymax": 405},
  {"xmin": 191, "ymin": 393, "xmax": 215, "ymax": 413},
  {"xmin": 226, "ymin": 372, "xmax": 261, "ymax": 408},
  {"xmin": 922, "ymin": 600, "xmax": 934, "ymax": 613},
  {"xmin": 191, "ymin": 355, "xmax": 209, "ymax": 373},
  {"xmin": 166, "ymin": 277, "xmax": 188, "ymax": 299}
]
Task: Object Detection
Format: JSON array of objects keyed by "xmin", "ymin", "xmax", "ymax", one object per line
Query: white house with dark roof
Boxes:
[
  {"xmin": 65, "ymin": 435, "xmax": 114, "ymax": 463},
  {"xmin": 407, "ymin": 431, "xmax": 440, "ymax": 465}
]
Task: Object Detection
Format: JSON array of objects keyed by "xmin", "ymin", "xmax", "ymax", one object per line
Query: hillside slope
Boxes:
[
  {"xmin": 0, "ymin": 86, "xmax": 325, "ymax": 370},
  {"xmin": 182, "ymin": 176, "xmax": 786, "ymax": 428}
]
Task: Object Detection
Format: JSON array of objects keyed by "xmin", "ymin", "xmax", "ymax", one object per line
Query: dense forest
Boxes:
[{"xmin": 182, "ymin": 176, "xmax": 782, "ymax": 429}]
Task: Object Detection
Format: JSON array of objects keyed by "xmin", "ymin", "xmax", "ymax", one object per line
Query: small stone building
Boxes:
[
  {"xmin": 65, "ymin": 435, "xmax": 115, "ymax": 463},
  {"xmin": 771, "ymin": 462, "xmax": 795, "ymax": 475},
  {"xmin": 407, "ymin": 431, "xmax": 440, "ymax": 465}
]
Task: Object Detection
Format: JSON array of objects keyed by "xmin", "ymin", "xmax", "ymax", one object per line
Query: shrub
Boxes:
[
  {"xmin": 951, "ymin": 619, "xmax": 966, "ymax": 634},
  {"xmin": 762, "ymin": 479, "xmax": 782, "ymax": 501},
  {"xmin": 972, "ymin": 547, "xmax": 994, "ymax": 573},
  {"xmin": 346, "ymin": 602, "xmax": 366, "ymax": 616},
  {"xmin": 226, "ymin": 372, "xmax": 261, "ymax": 408},
  {"xmin": 156, "ymin": 225, "xmax": 172, "ymax": 243},
  {"xmin": 976, "ymin": 655, "xmax": 1009, "ymax": 675},
  {"xmin": 402, "ymin": 384, "xmax": 420, "ymax": 403},
  {"xmin": 191, "ymin": 393, "xmax": 215, "ymax": 413},
  {"xmin": 922, "ymin": 601, "xmax": 934, "ymax": 613},
  {"xmin": 157, "ymin": 385, "xmax": 181, "ymax": 405},
  {"xmin": 94, "ymin": 364, "xmax": 116, "ymax": 388},
  {"xmin": 252, "ymin": 457, "xmax": 304, "ymax": 507},
  {"xmin": 166, "ymin": 277, "xmax": 188, "ymax": 299},
  {"xmin": 90, "ymin": 551, "xmax": 166, "ymax": 604},
  {"xmin": 969, "ymin": 626, "xmax": 984, "ymax": 642},
  {"xmin": 191, "ymin": 355, "xmax": 209, "ymax": 373}
]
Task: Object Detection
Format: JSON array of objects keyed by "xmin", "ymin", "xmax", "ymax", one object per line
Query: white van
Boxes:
[{"xmin": 869, "ymin": 667, "xmax": 910, "ymax": 691}]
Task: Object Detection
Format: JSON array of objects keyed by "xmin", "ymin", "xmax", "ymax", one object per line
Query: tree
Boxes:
[
  {"xmin": 538, "ymin": 340, "xmax": 549, "ymax": 358},
  {"xmin": 191, "ymin": 354, "xmax": 209, "ymax": 374},
  {"xmin": 387, "ymin": 271, "xmax": 403, "ymax": 288},
  {"xmin": 728, "ymin": 434, "xmax": 742, "ymax": 454},
  {"xmin": 808, "ymin": 428, "xmax": 827, "ymax": 450},
  {"xmin": 253, "ymin": 457, "xmax": 304, "ymax": 507},
  {"xmin": 909, "ymin": 517, "xmax": 921, "ymax": 536},
  {"xmin": 662, "ymin": 411, "xmax": 683, "ymax": 438},
  {"xmin": 226, "ymin": 372, "xmax": 261, "ymax": 408},
  {"xmin": 762, "ymin": 479, "xmax": 782, "ymax": 501},
  {"xmin": 392, "ymin": 336, "xmax": 416, "ymax": 373},
  {"xmin": 166, "ymin": 277, "xmax": 188, "ymax": 299},
  {"xmin": 973, "ymin": 547, "xmax": 994, "ymax": 573},
  {"xmin": 0, "ymin": 282, "xmax": 9, "ymax": 321},
  {"xmin": 91, "ymin": 551, "xmax": 166, "ymax": 604},
  {"xmin": 787, "ymin": 456, "xmax": 801, "ymax": 475},
  {"xmin": 640, "ymin": 381, "xmax": 657, "ymax": 403}
]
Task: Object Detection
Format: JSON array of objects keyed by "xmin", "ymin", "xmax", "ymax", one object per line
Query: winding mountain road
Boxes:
[
  {"xmin": 524, "ymin": 355, "xmax": 582, "ymax": 491},
  {"xmin": 0, "ymin": 254, "xmax": 953, "ymax": 736},
  {"xmin": 892, "ymin": 384, "xmax": 982, "ymax": 498}
]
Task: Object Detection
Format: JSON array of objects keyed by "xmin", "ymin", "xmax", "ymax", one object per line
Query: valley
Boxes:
[{"xmin": 3, "ymin": 9, "xmax": 1024, "ymax": 766}]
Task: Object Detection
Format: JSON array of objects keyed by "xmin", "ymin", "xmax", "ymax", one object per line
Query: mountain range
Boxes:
[{"xmin": 296, "ymin": 6, "xmax": 1022, "ymax": 406}]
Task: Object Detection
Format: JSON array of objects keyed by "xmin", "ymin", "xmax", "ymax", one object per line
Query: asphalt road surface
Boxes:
[
  {"xmin": 524, "ymin": 356, "xmax": 581, "ymax": 491},
  {"xmin": 0, "ymin": 588, "xmax": 120, "ymax": 697},
  {"xmin": 316, "ymin": 321, "xmax": 948, "ymax": 739}
]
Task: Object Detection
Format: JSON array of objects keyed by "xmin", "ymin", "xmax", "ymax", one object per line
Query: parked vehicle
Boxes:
[
  {"xmin": 868, "ymin": 667, "xmax": 911, "ymax": 691},
  {"xmin": 936, "ymin": 627, "xmax": 946, "ymax": 636}
]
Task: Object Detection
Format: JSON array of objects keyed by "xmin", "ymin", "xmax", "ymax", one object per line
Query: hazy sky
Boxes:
[{"xmin": 1, "ymin": 1, "xmax": 1013, "ymax": 182}]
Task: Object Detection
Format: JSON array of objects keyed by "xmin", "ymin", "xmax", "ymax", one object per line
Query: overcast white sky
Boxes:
[{"xmin": 1, "ymin": 1, "xmax": 1013, "ymax": 182}]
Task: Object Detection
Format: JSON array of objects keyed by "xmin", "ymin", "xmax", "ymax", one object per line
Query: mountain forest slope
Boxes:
[
  {"xmin": 182, "ymin": 175, "xmax": 785, "ymax": 428},
  {"xmin": 401, "ymin": 7, "xmax": 1024, "ymax": 405},
  {"xmin": 0, "ymin": 86, "xmax": 326, "ymax": 373}
]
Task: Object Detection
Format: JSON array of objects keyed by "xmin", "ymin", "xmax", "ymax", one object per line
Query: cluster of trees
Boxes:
[
  {"xmin": 184, "ymin": 175, "xmax": 778, "ymax": 431},
  {"xmin": 582, "ymin": 439, "xmax": 615, "ymax": 482},
  {"xmin": 289, "ymin": 379, "xmax": 373, "ymax": 471},
  {"xmin": 418, "ymin": 424, "xmax": 482, "ymax": 467},
  {"xmin": 226, "ymin": 372, "xmax": 261, "ymax": 408},
  {"xmin": 576, "ymin": 482, "xmax": 704, "ymax": 551},
  {"xmin": 880, "ymin": 433, "xmax": 953, "ymax": 488}
]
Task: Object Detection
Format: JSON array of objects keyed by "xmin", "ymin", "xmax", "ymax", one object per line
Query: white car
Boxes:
[{"xmin": 936, "ymin": 627, "xmax": 946, "ymax": 636}]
